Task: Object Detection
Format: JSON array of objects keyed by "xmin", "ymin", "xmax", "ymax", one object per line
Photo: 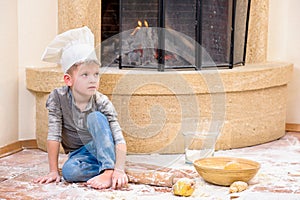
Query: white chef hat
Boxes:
[{"xmin": 41, "ymin": 26, "xmax": 98, "ymax": 73}]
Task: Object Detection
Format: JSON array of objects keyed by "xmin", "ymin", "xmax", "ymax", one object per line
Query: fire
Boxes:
[
  {"xmin": 131, "ymin": 20, "xmax": 149, "ymax": 36},
  {"xmin": 144, "ymin": 20, "xmax": 149, "ymax": 27},
  {"xmin": 138, "ymin": 20, "xmax": 142, "ymax": 27}
]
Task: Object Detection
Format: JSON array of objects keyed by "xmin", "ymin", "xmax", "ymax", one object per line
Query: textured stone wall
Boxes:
[
  {"xmin": 246, "ymin": 0, "xmax": 269, "ymax": 63},
  {"xmin": 58, "ymin": 0, "xmax": 101, "ymax": 46}
]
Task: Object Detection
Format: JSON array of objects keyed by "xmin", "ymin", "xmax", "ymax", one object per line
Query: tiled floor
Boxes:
[{"xmin": 1, "ymin": 132, "xmax": 300, "ymax": 200}]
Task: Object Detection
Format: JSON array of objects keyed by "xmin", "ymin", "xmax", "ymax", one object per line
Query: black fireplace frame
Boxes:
[{"xmin": 116, "ymin": 0, "xmax": 251, "ymax": 71}]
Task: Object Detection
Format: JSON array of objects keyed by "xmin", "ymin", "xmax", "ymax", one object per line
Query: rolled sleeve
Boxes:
[{"xmin": 46, "ymin": 90, "xmax": 63, "ymax": 142}]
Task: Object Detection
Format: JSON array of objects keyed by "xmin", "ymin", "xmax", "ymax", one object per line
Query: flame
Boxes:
[
  {"xmin": 138, "ymin": 20, "xmax": 142, "ymax": 27},
  {"xmin": 144, "ymin": 20, "xmax": 149, "ymax": 27},
  {"xmin": 131, "ymin": 20, "xmax": 149, "ymax": 36}
]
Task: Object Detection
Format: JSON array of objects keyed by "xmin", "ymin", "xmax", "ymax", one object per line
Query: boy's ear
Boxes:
[{"xmin": 64, "ymin": 74, "xmax": 73, "ymax": 86}]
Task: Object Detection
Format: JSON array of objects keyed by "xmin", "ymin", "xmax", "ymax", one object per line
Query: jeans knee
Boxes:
[
  {"xmin": 87, "ymin": 112, "xmax": 108, "ymax": 127},
  {"xmin": 87, "ymin": 111, "xmax": 111, "ymax": 133},
  {"xmin": 87, "ymin": 111, "xmax": 106, "ymax": 123}
]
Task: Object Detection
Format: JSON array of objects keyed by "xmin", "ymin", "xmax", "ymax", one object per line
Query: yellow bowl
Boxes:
[{"xmin": 193, "ymin": 157, "xmax": 260, "ymax": 186}]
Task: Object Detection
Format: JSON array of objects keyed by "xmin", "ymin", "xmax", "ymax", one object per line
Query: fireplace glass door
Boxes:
[{"xmin": 101, "ymin": 0, "xmax": 251, "ymax": 71}]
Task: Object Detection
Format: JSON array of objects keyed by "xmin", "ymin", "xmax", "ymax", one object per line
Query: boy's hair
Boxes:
[{"xmin": 66, "ymin": 59, "xmax": 100, "ymax": 76}]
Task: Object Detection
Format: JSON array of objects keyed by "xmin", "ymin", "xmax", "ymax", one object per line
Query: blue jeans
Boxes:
[{"xmin": 62, "ymin": 111, "xmax": 116, "ymax": 182}]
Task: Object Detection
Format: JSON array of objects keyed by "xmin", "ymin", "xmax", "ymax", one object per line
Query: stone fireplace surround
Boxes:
[{"xmin": 26, "ymin": 0, "xmax": 293, "ymax": 153}]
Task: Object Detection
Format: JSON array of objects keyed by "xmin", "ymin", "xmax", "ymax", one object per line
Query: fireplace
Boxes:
[{"xmin": 101, "ymin": 0, "xmax": 251, "ymax": 71}]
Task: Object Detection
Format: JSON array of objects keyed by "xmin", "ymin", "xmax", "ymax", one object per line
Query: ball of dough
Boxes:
[
  {"xmin": 229, "ymin": 181, "xmax": 248, "ymax": 193},
  {"xmin": 172, "ymin": 178, "xmax": 195, "ymax": 197}
]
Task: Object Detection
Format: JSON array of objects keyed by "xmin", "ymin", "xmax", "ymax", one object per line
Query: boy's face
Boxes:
[{"xmin": 65, "ymin": 63, "xmax": 100, "ymax": 98}]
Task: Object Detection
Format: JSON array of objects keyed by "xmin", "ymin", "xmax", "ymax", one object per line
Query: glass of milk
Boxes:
[{"xmin": 184, "ymin": 131, "xmax": 218, "ymax": 164}]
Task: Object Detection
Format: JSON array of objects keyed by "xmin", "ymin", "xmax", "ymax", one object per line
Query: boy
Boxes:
[{"xmin": 34, "ymin": 26, "xmax": 128, "ymax": 189}]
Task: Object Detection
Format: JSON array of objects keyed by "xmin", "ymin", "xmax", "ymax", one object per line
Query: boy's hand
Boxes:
[
  {"xmin": 112, "ymin": 168, "xmax": 128, "ymax": 189},
  {"xmin": 33, "ymin": 171, "xmax": 60, "ymax": 184}
]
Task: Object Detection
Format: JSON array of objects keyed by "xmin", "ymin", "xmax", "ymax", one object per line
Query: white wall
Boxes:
[
  {"xmin": 268, "ymin": 0, "xmax": 300, "ymax": 124},
  {"xmin": 0, "ymin": 0, "xmax": 57, "ymax": 147},
  {"xmin": 18, "ymin": 0, "xmax": 57, "ymax": 140},
  {"xmin": 0, "ymin": 0, "xmax": 19, "ymax": 147}
]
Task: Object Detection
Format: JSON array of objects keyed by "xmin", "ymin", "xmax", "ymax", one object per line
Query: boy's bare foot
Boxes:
[{"xmin": 86, "ymin": 169, "xmax": 113, "ymax": 189}]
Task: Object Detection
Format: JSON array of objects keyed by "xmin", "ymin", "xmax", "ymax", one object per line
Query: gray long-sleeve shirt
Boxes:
[{"xmin": 46, "ymin": 86, "xmax": 125, "ymax": 154}]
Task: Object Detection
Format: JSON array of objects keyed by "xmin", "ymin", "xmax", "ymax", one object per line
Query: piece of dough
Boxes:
[
  {"xmin": 229, "ymin": 181, "xmax": 248, "ymax": 193},
  {"xmin": 172, "ymin": 178, "xmax": 195, "ymax": 197}
]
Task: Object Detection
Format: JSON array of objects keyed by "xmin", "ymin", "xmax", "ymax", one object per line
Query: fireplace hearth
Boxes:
[{"xmin": 101, "ymin": 0, "xmax": 251, "ymax": 71}]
